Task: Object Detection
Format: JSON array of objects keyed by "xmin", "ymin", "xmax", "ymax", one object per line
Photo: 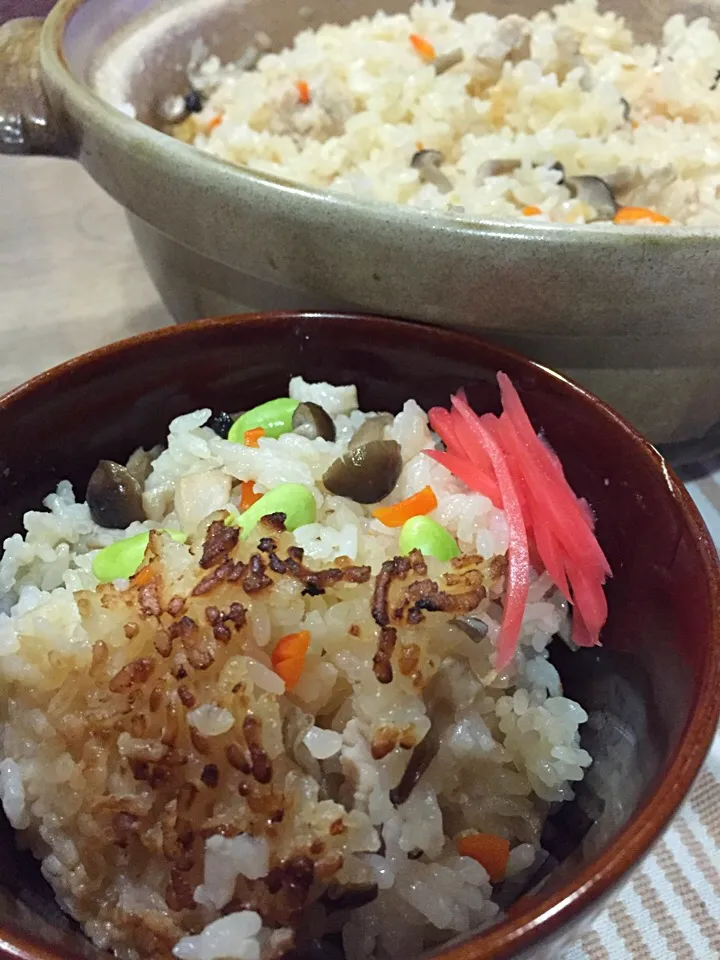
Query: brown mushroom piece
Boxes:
[
  {"xmin": 156, "ymin": 94, "xmax": 188, "ymax": 124},
  {"xmin": 389, "ymin": 723, "xmax": 441, "ymax": 807},
  {"xmin": 432, "ymin": 48, "xmax": 464, "ymax": 75},
  {"xmin": 86, "ymin": 460, "xmax": 146, "ymax": 529},
  {"xmin": 292, "ymin": 402, "xmax": 336, "ymax": 441},
  {"xmin": 125, "ymin": 447, "xmax": 160, "ymax": 487},
  {"xmin": 566, "ymin": 175, "xmax": 618, "ymax": 221},
  {"xmin": 207, "ymin": 411, "xmax": 235, "ymax": 439},
  {"xmin": 603, "ymin": 166, "xmax": 638, "ymax": 195},
  {"xmin": 389, "ymin": 668, "xmax": 454, "ymax": 806},
  {"xmin": 349, "ymin": 413, "xmax": 393, "ymax": 450},
  {"xmin": 549, "ymin": 160, "xmax": 566, "ymax": 183},
  {"xmin": 323, "ymin": 440, "xmax": 402, "ymax": 504},
  {"xmin": 478, "ymin": 158, "xmax": 522, "ymax": 178},
  {"xmin": 321, "ymin": 882, "xmax": 379, "ymax": 911},
  {"xmin": 290, "ymin": 939, "xmax": 345, "ymax": 960},
  {"xmin": 184, "ymin": 89, "xmax": 204, "ymax": 113},
  {"xmin": 411, "ymin": 150, "xmax": 453, "ymax": 194},
  {"xmin": 450, "ymin": 615, "xmax": 489, "ymax": 642}
]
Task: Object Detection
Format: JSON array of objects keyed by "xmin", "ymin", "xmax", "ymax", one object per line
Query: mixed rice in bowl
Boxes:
[
  {"xmin": 159, "ymin": 0, "xmax": 720, "ymax": 227},
  {"xmin": 0, "ymin": 375, "xmax": 609, "ymax": 960}
]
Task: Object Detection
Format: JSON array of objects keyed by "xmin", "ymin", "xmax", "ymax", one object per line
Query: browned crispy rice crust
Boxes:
[{"xmin": 33, "ymin": 516, "xmax": 504, "ymax": 957}]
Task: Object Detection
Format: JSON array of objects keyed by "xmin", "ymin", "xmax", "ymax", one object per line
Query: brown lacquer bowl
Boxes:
[{"xmin": 0, "ymin": 313, "xmax": 718, "ymax": 960}]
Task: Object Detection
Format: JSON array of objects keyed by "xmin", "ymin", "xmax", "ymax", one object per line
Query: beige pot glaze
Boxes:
[{"xmin": 1, "ymin": 0, "xmax": 719, "ymax": 455}]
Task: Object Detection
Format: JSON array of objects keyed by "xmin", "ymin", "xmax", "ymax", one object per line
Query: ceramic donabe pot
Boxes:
[{"xmin": 1, "ymin": 0, "xmax": 719, "ymax": 461}]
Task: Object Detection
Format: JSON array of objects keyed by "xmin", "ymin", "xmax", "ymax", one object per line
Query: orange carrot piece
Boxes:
[
  {"xmin": 372, "ymin": 486, "xmax": 438, "ymax": 527},
  {"xmin": 273, "ymin": 655, "xmax": 306, "ymax": 689},
  {"xmin": 271, "ymin": 630, "xmax": 311, "ymax": 689},
  {"xmin": 613, "ymin": 206, "xmax": 671, "ymax": 225},
  {"xmin": 522, "ymin": 205, "xmax": 542, "ymax": 216},
  {"xmin": 240, "ymin": 480, "xmax": 262, "ymax": 511},
  {"xmin": 273, "ymin": 630, "xmax": 310, "ymax": 664},
  {"xmin": 244, "ymin": 427, "xmax": 265, "ymax": 448},
  {"xmin": 132, "ymin": 565, "xmax": 155, "ymax": 587},
  {"xmin": 207, "ymin": 114, "xmax": 223, "ymax": 132},
  {"xmin": 456, "ymin": 832, "xmax": 511, "ymax": 882},
  {"xmin": 296, "ymin": 80, "xmax": 311, "ymax": 104},
  {"xmin": 410, "ymin": 33, "xmax": 436, "ymax": 61}
]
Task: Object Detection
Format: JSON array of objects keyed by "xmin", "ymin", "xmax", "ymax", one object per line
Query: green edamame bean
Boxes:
[
  {"xmin": 228, "ymin": 398, "xmax": 299, "ymax": 443},
  {"xmin": 399, "ymin": 515, "xmax": 460, "ymax": 562},
  {"xmin": 92, "ymin": 529, "xmax": 186, "ymax": 583},
  {"xmin": 229, "ymin": 483, "xmax": 317, "ymax": 539}
]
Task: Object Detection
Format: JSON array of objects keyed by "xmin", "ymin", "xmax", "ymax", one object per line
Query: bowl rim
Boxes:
[
  {"xmin": 0, "ymin": 311, "xmax": 718, "ymax": 960},
  {"xmin": 41, "ymin": 0, "xmax": 720, "ymax": 246}
]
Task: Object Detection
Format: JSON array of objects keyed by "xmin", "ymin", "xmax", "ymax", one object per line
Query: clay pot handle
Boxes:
[{"xmin": 0, "ymin": 17, "xmax": 73, "ymax": 156}]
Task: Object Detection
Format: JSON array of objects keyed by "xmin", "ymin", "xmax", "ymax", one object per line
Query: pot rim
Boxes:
[
  {"xmin": 41, "ymin": 0, "xmax": 720, "ymax": 247},
  {"xmin": 0, "ymin": 311, "xmax": 718, "ymax": 960}
]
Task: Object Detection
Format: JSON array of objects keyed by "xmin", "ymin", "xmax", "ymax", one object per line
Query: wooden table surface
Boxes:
[{"xmin": 0, "ymin": 156, "xmax": 170, "ymax": 394}]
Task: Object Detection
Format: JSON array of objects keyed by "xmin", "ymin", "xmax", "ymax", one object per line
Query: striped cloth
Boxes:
[{"xmin": 564, "ymin": 456, "xmax": 720, "ymax": 960}]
